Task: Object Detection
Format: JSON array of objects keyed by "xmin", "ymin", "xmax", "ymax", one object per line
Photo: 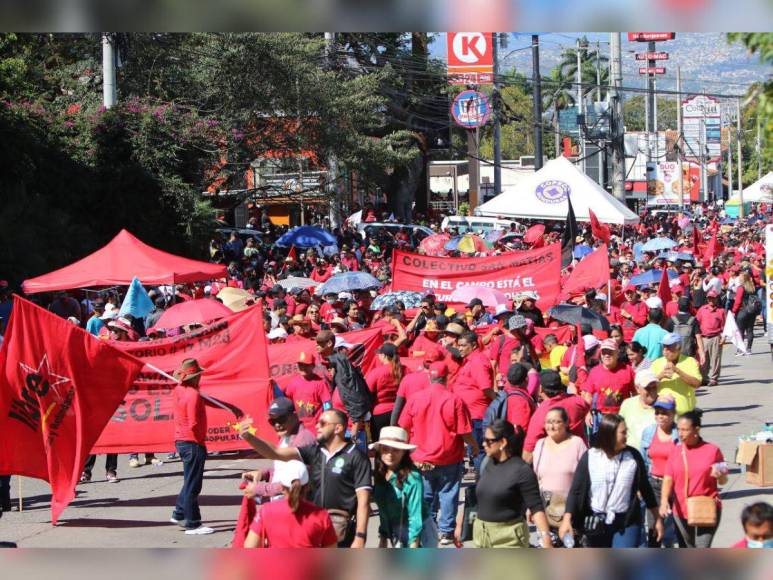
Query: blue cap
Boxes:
[
  {"xmin": 661, "ymin": 332, "xmax": 683, "ymax": 347},
  {"xmin": 268, "ymin": 397, "xmax": 295, "ymax": 417}
]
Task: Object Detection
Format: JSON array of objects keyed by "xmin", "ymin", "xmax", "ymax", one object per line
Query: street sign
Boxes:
[
  {"xmin": 447, "ymin": 32, "xmax": 494, "ymax": 85},
  {"xmin": 635, "ymin": 52, "xmax": 669, "ymax": 60},
  {"xmin": 451, "ymin": 90, "xmax": 491, "ymax": 128},
  {"xmin": 628, "ymin": 32, "xmax": 675, "ymax": 42},
  {"xmin": 639, "ymin": 67, "xmax": 666, "ymax": 74},
  {"xmin": 682, "ymin": 95, "xmax": 722, "ymax": 163}
]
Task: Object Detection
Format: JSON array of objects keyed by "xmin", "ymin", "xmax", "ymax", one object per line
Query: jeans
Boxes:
[
  {"xmin": 421, "ymin": 462, "xmax": 463, "ymax": 534},
  {"xmin": 0, "ymin": 475, "xmax": 10, "ymax": 510},
  {"xmin": 84, "ymin": 454, "xmax": 118, "ymax": 476},
  {"xmin": 468, "ymin": 420, "xmax": 485, "ymax": 473},
  {"xmin": 584, "ymin": 513, "xmax": 641, "ymax": 548},
  {"xmin": 172, "ymin": 441, "xmax": 207, "ymax": 529}
]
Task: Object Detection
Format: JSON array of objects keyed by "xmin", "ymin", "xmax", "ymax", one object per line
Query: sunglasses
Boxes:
[
  {"xmin": 482, "ymin": 437, "xmax": 502, "ymax": 445},
  {"xmin": 269, "ymin": 415, "xmax": 291, "ymax": 425}
]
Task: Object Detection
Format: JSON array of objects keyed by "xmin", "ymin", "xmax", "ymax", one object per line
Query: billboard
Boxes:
[
  {"xmin": 682, "ymin": 95, "xmax": 722, "ymax": 163},
  {"xmin": 646, "ymin": 161, "xmax": 702, "ymax": 205},
  {"xmin": 628, "ymin": 32, "xmax": 676, "ymax": 42},
  {"xmin": 635, "ymin": 52, "xmax": 669, "ymax": 60},
  {"xmin": 447, "ymin": 32, "xmax": 494, "ymax": 85},
  {"xmin": 639, "ymin": 67, "xmax": 666, "ymax": 74}
]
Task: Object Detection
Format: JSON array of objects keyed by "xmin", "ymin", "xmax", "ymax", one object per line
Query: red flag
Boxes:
[
  {"xmin": 657, "ymin": 268, "xmax": 672, "ymax": 306},
  {"xmin": 287, "ymin": 245, "xmax": 298, "ymax": 261},
  {"xmin": 691, "ymin": 226, "xmax": 702, "ymax": 258},
  {"xmin": 0, "ymin": 297, "xmax": 145, "ymax": 524},
  {"xmin": 558, "ymin": 244, "xmax": 610, "ymax": 302},
  {"xmin": 588, "ymin": 209, "xmax": 611, "ymax": 244},
  {"xmin": 703, "ymin": 232, "xmax": 722, "ymax": 266}
]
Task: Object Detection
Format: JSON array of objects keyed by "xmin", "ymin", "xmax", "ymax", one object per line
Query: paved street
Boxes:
[{"xmin": 1, "ymin": 329, "xmax": 771, "ymax": 548}]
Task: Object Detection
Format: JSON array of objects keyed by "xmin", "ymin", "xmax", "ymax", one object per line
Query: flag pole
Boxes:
[
  {"xmin": 142, "ymin": 362, "xmax": 237, "ymax": 415},
  {"xmin": 18, "ymin": 477, "xmax": 22, "ymax": 512}
]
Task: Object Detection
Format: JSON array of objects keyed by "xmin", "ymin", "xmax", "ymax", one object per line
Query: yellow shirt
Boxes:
[
  {"xmin": 650, "ymin": 354, "xmax": 700, "ymax": 415},
  {"xmin": 548, "ymin": 345, "xmax": 569, "ymax": 384}
]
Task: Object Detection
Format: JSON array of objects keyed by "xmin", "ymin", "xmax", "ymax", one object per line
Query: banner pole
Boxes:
[
  {"xmin": 18, "ymin": 477, "xmax": 22, "ymax": 512},
  {"xmin": 143, "ymin": 362, "xmax": 237, "ymax": 415}
]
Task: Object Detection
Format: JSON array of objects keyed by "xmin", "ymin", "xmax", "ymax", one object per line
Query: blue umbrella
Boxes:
[
  {"xmin": 629, "ymin": 269, "xmax": 679, "ymax": 287},
  {"xmin": 641, "ymin": 237, "xmax": 678, "ymax": 253},
  {"xmin": 370, "ymin": 291, "xmax": 423, "ymax": 311},
  {"xmin": 719, "ymin": 217, "xmax": 736, "ymax": 225},
  {"xmin": 275, "ymin": 226, "xmax": 337, "ymax": 248},
  {"xmin": 318, "ymin": 272, "xmax": 382, "ymax": 295},
  {"xmin": 657, "ymin": 251, "xmax": 696, "ymax": 263},
  {"xmin": 573, "ymin": 245, "xmax": 593, "ymax": 259}
]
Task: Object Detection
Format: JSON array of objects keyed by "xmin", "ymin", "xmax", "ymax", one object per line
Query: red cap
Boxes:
[
  {"xmin": 428, "ymin": 361, "xmax": 448, "ymax": 379},
  {"xmin": 422, "ymin": 349, "xmax": 445, "ymax": 364},
  {"xmin": 623, "ymin": 284, "xmax": 637, "ymax": 293},
  {"xmin": 297, "ymin": 349, "xmax": 316, "ymax": 364}
]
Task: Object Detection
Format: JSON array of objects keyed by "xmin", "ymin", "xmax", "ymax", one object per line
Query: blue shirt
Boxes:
[
  {"xmin": 633, "ymin": 323, "xmax": 669, "ymax": 360},
  {"xmin": 86, "ymin": 316, "xmax": 105, "ymax": 336}
]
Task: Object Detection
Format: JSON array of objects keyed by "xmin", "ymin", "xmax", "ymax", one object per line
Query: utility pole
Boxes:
[
  {"xmin": 324, "ymin": 32, "xmax": 341, "ymax": 228},
  {"xmin": 102, "ymin": 33, "xmax": 116, "ymax": 108},
  {"xmin": 653, "ymin": 79, "xmax": 659, "ymax": 160},
  {"xmin": 700, "ymin": 117, "xmax": 708, "ymax": 202},
  {"xmin": 493, "ymin": 33, "xmax": 502, "ymax": 192},
  {"xmin": 595, "ymin": 41, "xmax": 601, "ymax": 103},
  {"xmin": 532, "ymin": 34, "xmax": 543, "ymax": 170},
  {"xmin": 737, "ymin": 98, "xmax": 744, "ymax": 217},
  {"xmin": 646, "ymin": 41, "xmax": 656, "ymax": 164},
  {"xmin": 676, "ymin": 66, "xmax": 684, "ymax": 208},
  {"xmin": 728, "ymin": 123, "xmax": 733, "ymax": 201},
  {"xmin": 757, "ymin": 114, "xmax": 762, "ymax": 180},
  {"xmin": 467, "ymin": 129, "xmax": 480, "ymax": 211},
  {"xmin": 609, "ymin": 32, "xmax": 625, "ymax": 201},
  {"xmin": 576, "ymin": 38, "xmax": 585, "ymax": 175}
]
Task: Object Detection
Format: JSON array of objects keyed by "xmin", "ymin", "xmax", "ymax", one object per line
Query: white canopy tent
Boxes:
[
  {"xmin": 737, "ymin": 172, "xmax": 773, "ymax": 203},
  {"xmin": 476, "ymin": 156, "xmax": 640, "ymax": 225}
]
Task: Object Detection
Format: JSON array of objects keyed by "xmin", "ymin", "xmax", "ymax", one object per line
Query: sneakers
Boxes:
[
  {"xmin": 79, "ymin": 472, "xmax": 92, "ymax": 483},
  {"xmin": 170, "ymin": 517, "xmax": 182, "ymax": 525},
  {"xmin": 166, "ymin": 453, "xmax": 177, "ymax": 460},
  {"xmin": 106, "ymin": 472, "xmax": 119, "ymax": 483},
  {"xmin": 128, "ymin": 457, "xmax": 140, "ymax": 468},
  {"xmin": 184, "ymin": 526, "xmax": 215, "ymax": 535},
  {"xmin": 149, "ymin": 458, "xmax": 164, "ymax": 466},
  {"xmin": 438, "ymin": 532, "xmax": 455, "ymax": 546}
]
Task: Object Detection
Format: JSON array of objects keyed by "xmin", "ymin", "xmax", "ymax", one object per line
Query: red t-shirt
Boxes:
[
  {"xmin": 310, "ymin": 268, "xmax": 333, "ymax": 283},
  {"xmin": 648, "ymin": 431, "xmax": 677, "ymax": 478},
  {"xmin": 408, "ymin": 334, "xmax": 445, "ymax": 359},
  {"xmin": 620, "ymin": 300, "xmax": 649, "ymax": 343},
  {"xmin": 582, "ymin": 362, "xmax": 636, "ymax": 414},
  {"xmin": 524, "ymin": 393, "xmax": 590, "ymax": 452},
  {"xmin": 399, "ymin": 383, "xmax": 472, "ymax": 465},
  {"xmin": 250, "ymin": 498, "xmax": 338, "ymax": 548},
  {"xmin": 396, "ymin": 369, "xmax": 430, "ymax": 400},
  {"xmin": 664, "ymin": 440, "xmax": 724, "ymax": 519},
  {"xmin": 485, "ymin": 334, "xmax": 521, "ymax": 376},
  {"xmin": 365, "ymin": 363, "xmax": 404, "ymax": 416},
  {"xmin": 173, "ymin": 385, "xmax": 207, "ymax": 445},
  {"xmin": 320, "ymin": 302, "xmax": 341, "ymax": 323},
  {"xmin": 696, "ymin": 304, "xmax": 727, "ymax": 337},
  {"xmin": 503, "ymin": 387, "xmax": 534, "ymax": 431},
  {"xmin": 450, "ymin": 350, "xmax": 494, "ymax": 420},
  {"xmin": 283, "ymin": 374, "xmax": 331, "ymax": 430}
]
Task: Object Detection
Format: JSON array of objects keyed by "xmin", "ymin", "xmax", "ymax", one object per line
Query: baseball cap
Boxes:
[
  {"xmin": 296, "ymin": 349, "xmax": 316, "ymax": 364},
  {"xmin": 274, "ymin": 460, "xmax": 309, "ymax": 488},
  {"xmin": 652, "ymin": 394, "xmax": 676, "ymax": 411},
  {"xmin": 268, "ymin": 397, "xmax": 295, "ymax": 417},
  {"xmin": 662, "ymin": 332, "xmax": 683, "ymax": 347},
  {"xmin": 634, "ymin": 369, "xmax": 659, "ymax": 390},
  {"xmin": 583, "ymin": 335, "xmax": 600, "ymax": 351},
  {"xmin": 467, "ymin": 298, "xmax": 484, "ymax": 308},
  {"xmin": 623, "ymin": 284, "xmax": 637, "ymax": 293},
  {"xmin": 508, "ymin": 314, "xmax": 528, "ymax": 331},
  {"xmin": 422, "ymin": 349, "xmax": 445, "ymax": 363},
  {"xmin": 599, "ymin": 338, "xmax": 618, "ymax": 352},
  {"xmin": 428, "ymin": 361, "xmax": 449, "ymax": 380},
  {"xmin": 645, "ymin": 297, "xmax": 663, "ymax": 310},
  {"xmin": 378, "ymin": 343, "xmax": 398, "ymax": 357},
  {"xmin": 494, "ymin": 303, "xmax": 513, "ymax": 317}
]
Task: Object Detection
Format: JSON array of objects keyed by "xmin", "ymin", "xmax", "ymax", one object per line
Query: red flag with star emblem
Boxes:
[{"xmin": 0, "ymin": 296, "xmax": 145, "ymax": 524}]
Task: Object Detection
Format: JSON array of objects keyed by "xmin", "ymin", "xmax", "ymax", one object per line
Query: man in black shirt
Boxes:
[{"xmin": 239, "ymin": 408, "xmax": 371, "ymax": 548}]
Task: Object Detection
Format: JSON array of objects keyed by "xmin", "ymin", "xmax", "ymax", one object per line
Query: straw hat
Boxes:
[{"xmin": 173, "ymin": 358, "xmax": 205, "ymax": 383}]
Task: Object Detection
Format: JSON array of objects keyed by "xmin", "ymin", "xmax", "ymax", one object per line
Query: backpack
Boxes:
[
  {"xmin": 482, "ymin": 388, "xmax": 536, "ymax": 431},
  {"xmin": 742, "ymin": 292, "xmax": 762, "ymax": 316},
  {"xmin": 670, "ymin": 314, "xmax": 697, "ymax": 357}
]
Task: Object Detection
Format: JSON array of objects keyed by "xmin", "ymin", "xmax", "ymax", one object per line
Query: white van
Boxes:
[{"xmin": 440, "ymin": 216, "xmax": 523, "ymax": 235}]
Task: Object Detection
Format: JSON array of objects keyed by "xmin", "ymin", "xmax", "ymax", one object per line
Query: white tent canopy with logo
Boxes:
[
  {"xmin": 476, "ymin": 156, "xmax": 640, "ymax": 225},
  {"xmin": 737, "ymin": 172, "xmax": 773, "ymax": 203}
]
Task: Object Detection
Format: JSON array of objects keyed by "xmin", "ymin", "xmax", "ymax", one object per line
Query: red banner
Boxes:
[
  {"xmin": 269, "ymin": 327, "xmax": 384, "ymax": 390},
  {"xmin": 0, "ymin": 297, "xmax": 145, "ymax": 523},
  {"xmin": 93, "ymin": 305, "xmax": 273, "ymax": 453},
  {"xmin": 390, "ymin": 244, "xmax": 562, "ymax": 310}
]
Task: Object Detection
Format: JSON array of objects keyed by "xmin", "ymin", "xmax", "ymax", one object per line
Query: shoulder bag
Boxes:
[{"xmin": 682, "ymin": 445, "xmax": 717, "ymax": 527}]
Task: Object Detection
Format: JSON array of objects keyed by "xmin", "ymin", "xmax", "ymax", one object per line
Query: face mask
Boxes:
[
  {"xmin": 326, "ymin": 297, "xmax": 336, "ymax": 304},
  {"xmin": 746, "ymin": 538, "xmax": 773, "ymax": 549}
]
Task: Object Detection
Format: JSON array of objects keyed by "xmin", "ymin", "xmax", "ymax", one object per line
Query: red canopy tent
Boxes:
[{"xmin": 22, "ymin": 229, "xmax": 227, "ymax": 293}]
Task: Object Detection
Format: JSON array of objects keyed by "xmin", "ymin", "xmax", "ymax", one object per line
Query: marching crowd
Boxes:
[{"xmin": 1, "ymin": 200, "xmax": 772, "ymax": 549}]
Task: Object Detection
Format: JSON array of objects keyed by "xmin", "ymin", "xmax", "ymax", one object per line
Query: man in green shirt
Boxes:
[
  {"xmin": 650, "ymin": 333, "xmax": 701, "ymax": 415},
  {"xmin": 619, "ymin": 369, "xmax": 658, "ymax": 450}
]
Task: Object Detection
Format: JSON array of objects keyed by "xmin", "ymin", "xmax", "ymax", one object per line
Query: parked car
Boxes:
[
  {"xmin": 215, "ymin": 227, "xmax": 265, "ymax": 243},
  {"xmin": 440, "ymin": 216, "xmax": 523, "ymax": 235},
  {"xmin": 356, "ymin": 223, "xmax": 433, "ymax": 247}
]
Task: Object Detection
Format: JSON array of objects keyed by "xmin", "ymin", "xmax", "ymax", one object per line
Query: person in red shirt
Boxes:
[
  {"xmin": 660, "ymin": 409, "xmax": 727, "ymax": 548},
  {"xmin": 245, "ymin": 460, "xmax": 338, "ymax": 548},
  {"xmin": 340, "ymin": 247, "xmax": 359, "ymax": 271},
  {"xmin": 283, "ymin": 349, "xmax": 332, "ymax": 431},
  {"xmin": 481, "ymin": 309, "xmax": 522, "ymax": 386},
  {"xmin": 286, "ymin": 315, "xmax": 314, "ymax": 342},
  {"xmin": 581, "ymin": 338, "xmax": 636, "ymax": 417},
  {"xmin": 523, "ymin": 370, "xmax": 590, "ymax": 463},
  {"xmin": 696, "ymin": 290, "xmax": 727, "ymax": 386},
  {"xmin": 305, "ymin": 302, "xmax": 323, "ymax": 332},
  {"xmin": 390, "ymin": 350, "xmax": 445, "ymax": 425},
  {"xmin": 620, "ymin": 285, "xmax": 649, "ymax": 343},
  {"xmin": 500, "ymin": 362, "xmax": 537, "ymax": 431},
  {"xmin": 171, "ymin": 358, "xmax": 226, "ymax": 535},
  {"xmin": 408, "ymin": 319, "xmax": 445, "ymax": 359},
  {"xmin": 310, "ymin": 259, "xmax": 333, "ymax": 284},
  {"xmin": 319, "ymin": 292, "xmax": 342, "ymax": 322},
  {"xmin": 398, "ymin": 361, "xmax": 479, "ymax": 544},
  {"xmin": 365, "ymin": 343, "xmax": 406, "ymax": 442},
  {"xmin": 451, "ymin": 331, "xmax": 495, "ymax": 470}
]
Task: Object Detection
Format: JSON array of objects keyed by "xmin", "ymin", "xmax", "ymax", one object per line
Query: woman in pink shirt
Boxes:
[
  {"xmin": 659, "ymin": 409, "xmax": 727, "ymax": 548},
  {"xmin": 532, "ymin": 407, "xmax": 587, "ymax": 532}
]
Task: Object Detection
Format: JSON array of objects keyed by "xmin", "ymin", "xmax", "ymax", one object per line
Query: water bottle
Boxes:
[{"xmin": 562, "ymin": 534, "xmax": 575, "ymax": 549}]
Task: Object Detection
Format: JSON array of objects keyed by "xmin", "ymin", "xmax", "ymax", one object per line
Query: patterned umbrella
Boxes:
[
  {"xmin": 445, "ymin": 234, "xmax": 491, "ymax": 254},
  {"xmin": 317, "ymin": 271, "xmax": 382, "ymax": 295},
  {"xmin": 277, "ymin": 277, "xmax": 318, "ymax": 290},
  {"xmin": 419, "ymin": 233, "xmax": 451, "ymax": 256},
  {"xmin": 275, "ymin": 226, "xmax": 337, "ymax": 248},
  {"xmin": 370, "ymin": 291, "xmax": 424, "ymax": 311},
  {"xmin": 449, "ymin": 286, "xmax": 507, "ymax": 307}
]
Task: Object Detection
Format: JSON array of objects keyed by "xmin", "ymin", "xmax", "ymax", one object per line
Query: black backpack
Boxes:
[
  {"xmin": 482, "ymin": 388, "xmax": 536, "ymax": 431},
  {"xmin": 670, "ymin": 314, "xmax": 697, "ymax": 357}
]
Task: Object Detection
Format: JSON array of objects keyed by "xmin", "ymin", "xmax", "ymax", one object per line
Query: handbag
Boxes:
[
  {"xmin": 682, "ymin": 446, "xmax": 717, "ymax": 527},
  {"xmin": 534, "ymin": 441, "xmax": 567, "ymax": 529}
]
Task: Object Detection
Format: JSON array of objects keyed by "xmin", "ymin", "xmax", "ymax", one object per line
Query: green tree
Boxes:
[{"xmin": 623, "ymin": 95, "xmax": 678, "ymax": 132}]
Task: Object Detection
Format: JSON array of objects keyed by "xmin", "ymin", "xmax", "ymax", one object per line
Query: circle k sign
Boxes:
[{"xmin": 448, "ymin": 32, "xmax": 493, "ymax": 67}]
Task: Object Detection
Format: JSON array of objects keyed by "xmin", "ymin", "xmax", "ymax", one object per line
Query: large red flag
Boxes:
[
  {"xmin": 0, "ymin": 297, "xmax": 145, "ymax": 524},
  {"xmin": 558, "ymin": 244, "xmax": 610, "ymax": 301},
  {"xmin": 703, "ymin": 232, "xmax": 722, "ymax": 266},
  {"xmin": 657, "ymin": 268, "xmax": 672, "ymax": 306},
  {"xmin": 588, "ymin": 209, "xmax": 611, "ymax": 244},
  {"xmin": 691, "ymin": 226, "xmax": 702, "ymax": 258}
]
